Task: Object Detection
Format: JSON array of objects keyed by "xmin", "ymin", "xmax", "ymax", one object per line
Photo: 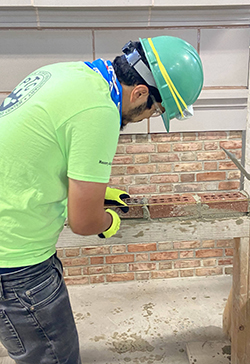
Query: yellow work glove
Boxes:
[
  {"xmin": 104, "ymin": 187, "xmax": 130, "ymax": 213},
  {"xmin": 98, "ymin": 209, "xmax": 121, "ymax": 239}
]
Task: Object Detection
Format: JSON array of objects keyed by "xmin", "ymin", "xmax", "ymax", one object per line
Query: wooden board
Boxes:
[{"xmin": 231, "ymin": 237, "xmax": 250, "ymax": 363}]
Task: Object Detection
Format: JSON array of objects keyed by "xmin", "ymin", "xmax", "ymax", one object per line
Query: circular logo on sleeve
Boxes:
[{"xmin": 0, "ymin": 70, "xmax": 51, "ymax": 118}]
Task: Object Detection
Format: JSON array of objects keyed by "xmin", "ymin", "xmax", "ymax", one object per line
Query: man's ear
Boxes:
[{"xmin": 130, "ymin": 84, "xmax": 149, "ymax": 103}]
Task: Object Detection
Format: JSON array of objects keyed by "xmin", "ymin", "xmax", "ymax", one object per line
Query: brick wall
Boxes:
[
  {"xmin": 110, "ymin": 131, "xmax": 242, "ymax": 196},
  {"xmin": 57, "ymin": 237, "xmax": 234, "ymax": 285}
]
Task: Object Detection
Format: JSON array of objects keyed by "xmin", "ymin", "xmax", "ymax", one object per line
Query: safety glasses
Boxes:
[{"xmin": 150, "ymin": 95, "xmax": 164, "ymax": 118}]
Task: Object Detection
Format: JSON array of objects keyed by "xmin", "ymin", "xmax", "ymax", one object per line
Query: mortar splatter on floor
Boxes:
[{"xmin": 69, "ymin": 275, "xmax": 232, "ymax": 364}]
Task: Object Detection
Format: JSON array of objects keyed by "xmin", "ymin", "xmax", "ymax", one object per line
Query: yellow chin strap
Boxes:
[{"xmin": 148, "ymin": 38, "xmax": 187, "ymax": 118}]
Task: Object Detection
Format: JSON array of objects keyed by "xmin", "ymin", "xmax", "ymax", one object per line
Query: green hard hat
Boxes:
[{"xmin": 139, "ymin": 36, "xmax": 204, "ymax": 132}]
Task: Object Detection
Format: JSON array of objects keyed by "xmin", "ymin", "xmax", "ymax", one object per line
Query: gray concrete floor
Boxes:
[
  {"xmin": 72, "ymin": 275, "xmax": 231, "ymax": 364},
  {"xmin": 0, "ymin": 275, "xmax": 232, "ymax": 364}
]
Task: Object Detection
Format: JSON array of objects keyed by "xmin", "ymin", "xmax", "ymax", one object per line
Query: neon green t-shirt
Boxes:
[{"xmin": 0, "ymin": 62, "xmax": 120, "ymax": 267}]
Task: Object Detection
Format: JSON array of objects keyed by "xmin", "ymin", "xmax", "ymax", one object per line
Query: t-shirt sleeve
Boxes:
[{"xmin": 62, "ymin": 106, "xmax": 120, "ymax": 183}]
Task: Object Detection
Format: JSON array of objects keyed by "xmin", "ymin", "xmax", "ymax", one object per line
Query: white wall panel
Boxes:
[
  {"xmin": 200, "ymin": 28, "xmax": 250, "ymax": 87},
  {"xmin": 0, "ymin": 30, "xmax": 92, "ymax": 91},
  {"xmin": 94, "ymin": 29, "xmax": 198, "ymax": 61},
  {"xmin": 149, "ymin": 107, "xmax": 247, "ymax": 133}
]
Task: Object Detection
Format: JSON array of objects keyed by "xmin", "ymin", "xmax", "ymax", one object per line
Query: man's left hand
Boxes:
[{"xmin": 104, "ymin": 187, "xmax": 130, "ymax": 213}]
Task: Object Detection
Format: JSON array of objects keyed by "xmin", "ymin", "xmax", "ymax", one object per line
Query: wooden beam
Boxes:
[
  {"xmin": 223, "ymin": 287, "xmax": 232, "ymax": 340},
  {"xmin": 231, "ymin": 237, "xmax": 250, "ymax": 363}
]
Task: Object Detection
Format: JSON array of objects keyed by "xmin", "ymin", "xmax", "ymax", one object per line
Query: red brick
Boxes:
[
  {"xmin": 183, "ymin": 133, "xmax": 197, "ymax": 141},
  {"xmin": 135, "ymin": 135, "xmax": 149, "ymax": 143},
  {"xmin": 196, "ymin": 249, "xmax": 223, "ymax": 258},
  {"xmin": 180, "ymin": 152, "xmax": 196, "ymax": 161},
  {"xmin": 90, "ymin": 275, "xmax": 105, "ymax": 284},
  {"xmin": 65, "ymin": 248, "xmax": 80, "ymax": 257},
  {"xmin": 82, "ymin": 246, "xmax": 110, "ymax": 255},
  {"xmin": 113, "ymin": 155, "xmax": 133, "ymax": 164},
  {"xmin": 151, "ymin": 154, "xmax": 179, "ymax": 163},
  {"xmin": 204, "ymin": 142, "xmax": 218, "ymax": 150},
  {"xmin": 61, "ymin": 257, "xmax": 88, "ymax": 267},
  {"xmin": 65, "ymin": 277, "xmax": 89, "ymax": 285},
  {"xmin": 158, "ymin": 164, "xmax": 172, "ymax": 173},
  {"xmin": 218, "ymin": 258, "xmax": 233, "ymax": 265},
  {"xmin": 88, "ymin": 266, "xmax": 112, "ymax": 275},
  {"xmin": 134, "ymin": 154, "xmax": 150, "ymax": 164},
  {"xmin": 151, "ymin": 133, "xmax": 181, "ymax": 142},
  {"xmin": 157, "ymin": 144, "xmax": 171, "ymax": 153},
  {"xmin": 56, "ymin": 249, "xmax": 64, "ymax": 258},
  {"xmin": 203, "ymin": 259, "xmax": 216, "ymax": 267},
  {"xmin": 150, "ymin": 174, "xmax": 179, "ymax": 183},
  {"xmin": 180, "ymin": 174, "xmax": 195, "ymax": 182},
  {"xmin": 129, "ymin": 263, "xmax": 156, "ymax": 271},
  {"xmin": 158, "ymin": 242, "xmax": 173, "ymax": 250},
  {"xmin": 127, "ymin": 165, "xmax": 156, "ymax": 174},
  {"xmin": 116, "ymin": 145, "xmax": 125, "ymax": 154},
  {"xmin": 173, "ymin": 143, "xmax": 202, "ymax": 151},
  {"xmin": 150, "ymin": 252, "xmax": 178, "ymax": 261},
  {"xmin": 198, "ymin": 131, "xmax": 227, "ymax": 140},
  {"xmin": 136, "ymin": 253, "xmax": 149, "ymax": 261},
  {"xmin": 135, "ymin": 176, "xmax": 149, "ymax": 184},
  {"xmin": 204, "ymin": 162, "xmax": 218, "ymax": 170},
  {"xmin": 174, "ymin": 184, "xmax": 201, "ymax": 193},
  {"xmin": 216, "ymin": 239, "xmax": 234, "ymax": 248},
  {"xmin": 220, "ymin": 140, "xmax": 242, "ymax": 149},
  {"xmin": 174, "ymin": 163, "xmax": 202, "ymax": 172},
  {"xmin": 218, "ymin": 181, "xmax": 240, "ymax": 190},
  {"xmin": 174, "ymin": 241, "xmax": 200, "ymax": 249},
  {"xmin": 201, "ymin": 240, "xmax": 215, "ymax": 248},
  {"xmin": 225, "ymin": 267, "xmax": 233, "ymax": 275},
  {"xmin": 90, "ymin": 257, "xmax": 104, "ymax": 265},
  {"xmin": 109, "ymin": 176, "xmax": 133, "ymax": 185},
  {"xmin": 229, "ymin": 131, "xmax": 242, "ymax": 139},
  {"xmin": 136, "ymin": 272, "xmax": 150, "ymax": 280},
  {"xmin": 106, "ymin": 273, "xmax": 134, "ymax": 282},
  {"xmin": 174, "ymin": 260, "xmax": 200, "ymax": 268},
  {"xmin": 196, "ymin": 267, "xmax": 223, "ymax": 276},
  {"xmin": 180, "ymin": 250, "xmax": 194, "ymax": 259},
  {"xmin": 129, "ymin": 185, "xmax": 157, "ymax": 195},
  {"xmin": 128, "ymin": 243, "xmax": 157, "ymax": 252},
  {"xmin": 159, "ymin": 185, "xmax": 173, "ymax": 193},
  {"xmin": 118, "ymin": 135, "xmax": 132, "ymax": 143},
  {"xmin": 106, "ymin": 255, "xmax": 134, "ymax": 264},
  {"xmin": 228, "ymin": 171, "xmax": 240, "ymax": 179},
  {"xmin": 113, "ymin": 264, "xmax": 127, "ymax": 273},
  {"xmin": 67, "ymin": 267, "xmax": 82, "ymax": 276},
  {"xmin": 111, "ymin": 166, "xmax": 126, "ymax": 175},
  {"xmin": 112, "ymin": 245, "xmax": 127, "ymax": 254},
  {"xmin": 159, "ymin": 262, "xmax": 172, "ymax": 270},
  {"xmin": 219, "ymin": 161, "xmax": 237, "ymax": 170},
  {"xmin": 225, "ymin": 248, "xmax": 234, "ymax": 256},
  {"xmin": 151, "ymin": 270, "xmax": 178, "ymax": 279},
  {"xmin": 126, "ymin": 144, "xmax": 155, "ymax": 154},
  {"xmin": 197, "ymin": 172, "xmax": 226, "ymax": 182},
  {"xmin": 180, "ymin": 269, "xmax": 194, "ymax": 277},
  {"xmin": 197, "ymin": 151, "xmax": 225, "ymax": 160}
]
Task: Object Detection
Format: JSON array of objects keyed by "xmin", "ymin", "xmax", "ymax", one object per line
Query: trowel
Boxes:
[{"xmin": 222, "ymin": 147, "xmax": 250, "ymax": 180}]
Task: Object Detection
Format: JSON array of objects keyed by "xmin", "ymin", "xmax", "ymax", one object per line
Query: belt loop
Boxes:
[{"xmin": 0, "ymin": 276, "xmax": 5, "ymax": 300}]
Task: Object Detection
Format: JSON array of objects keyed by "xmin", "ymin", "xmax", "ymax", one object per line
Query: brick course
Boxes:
[{"xmin": 60, "ymin": 237, "xmax": 237, "ymax": 284}]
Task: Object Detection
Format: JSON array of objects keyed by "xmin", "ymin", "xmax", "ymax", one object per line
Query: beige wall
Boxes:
[{"xmin": 0, "ymin": 3, "xmax": 249, "ymax": 133}]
